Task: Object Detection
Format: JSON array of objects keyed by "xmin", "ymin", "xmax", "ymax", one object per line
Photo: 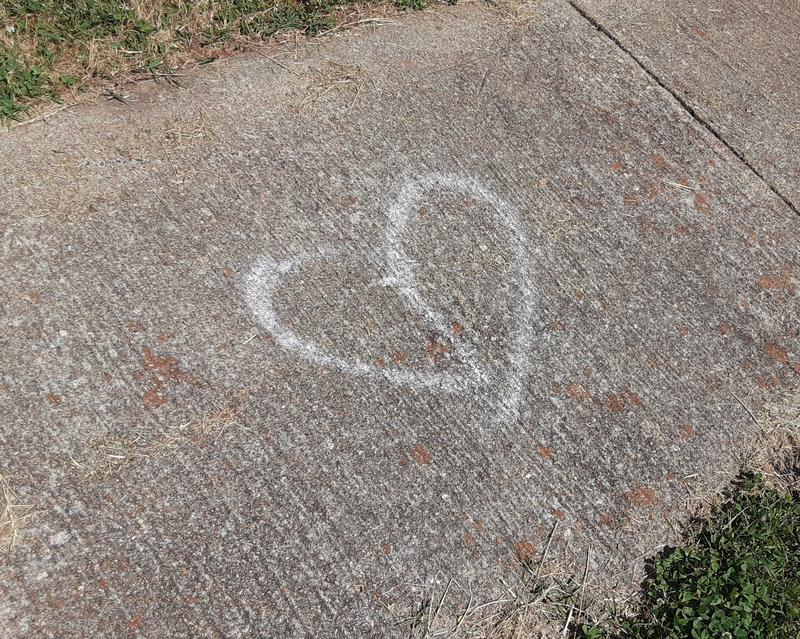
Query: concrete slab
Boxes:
[
  {"xmin": 1, "ymin": 0, "xmax": 798, "ymax": 636},
  {"xmin": 572, "ymin": 0, "xmax": 800, "ymax": 211}
]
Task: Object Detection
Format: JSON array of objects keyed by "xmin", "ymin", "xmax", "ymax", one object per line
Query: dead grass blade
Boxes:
[{"xmin": 0, "ymin": 472, "xmax": 36, "ymax": 551}]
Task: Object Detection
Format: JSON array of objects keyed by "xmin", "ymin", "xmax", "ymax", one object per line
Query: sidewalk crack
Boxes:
[{"xmin": 566, "ymin": 0, "xmax": 800, "ymax": 217}]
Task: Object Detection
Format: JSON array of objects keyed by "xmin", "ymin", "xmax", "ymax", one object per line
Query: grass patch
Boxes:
[
  {"xmin": 579, "ymin": 472, "xmax": 800, "ymax": 639},
  {"xmin": 0, "ymin": 0, "xmax": 443, "ymax": 123},
  {"xmin": 0, "ymin": 471, "xmax": 36, "ymax": 551}
]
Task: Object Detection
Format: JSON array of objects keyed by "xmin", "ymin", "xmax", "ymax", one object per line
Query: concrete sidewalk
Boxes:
[{"xmin": 1, "ymin": 1, "xmax": 798, "ymax": 636}]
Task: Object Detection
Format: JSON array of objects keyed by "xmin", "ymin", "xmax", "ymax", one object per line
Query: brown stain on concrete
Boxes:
[
  {"xmin": 610, "ymin": 161, "xmax": 622, "ymax": 171},
  {"xmin": 410, "ymin": 444, "xmax": 431, "ymax": 465},
  {"xmin": 538, "ymin": 445, "xmax": 552, "ymax": 457},
  {"xmin": 426, "ymin": 336, "xmax": 451, "ymax": 362},
  {"xmin": 680, "ymin": 425, "xmax": 694, "ymax": 440},
  {"xmin": 691, "ymin": 27, "xmax": 708, "ymax": 37},
  {"xmin": 393, "ymin": 351, "xmax": 407, "ymax": 362},
  {"xmin": 720, "ymin": 324, "xmax": 730, "ymax": 334},
  {"xmin": 765, "ymin": 343, "xmax": 788, "ymax": 363},
  {"xmin": 652, "ymin": 155, "xmax": 667, "ymax": 168},
  {"xmin": 645, "ymin": 183, "xmax": 665, "ymax": 198},
  {"xmin": 637, "ymin": 215, "xmax": 657, "ymax": 235},
  {"xmin": 139, "ymin": 347, "xmax": 195, "ymax": 407},
  {"xmin": 566, "ymin": 382, "xmax": 589, "ymax": 399},
  {"xmin": 141, "ymin": 348, "xmax": 180, "ymax": 380},
  {"xmin": 28, "ymin": 292, "xmax": 42, "ymax": 302},
  {"xmin": 553, "ymin": 509, "xmax": 564, "ymax": 520},
  {"xmin": 143, "ymin": 387, "xmax": 168, "ymax": 407},
  {"xmin": 474, "ymin": 520, "xmax": 483, "ymax": 531},
  {"xmin": 452, "ymin": 321, "xmax": 463, "ymax": 334},
  {"xmin": 621, "ymin": 391, "xmax": 641, "ymax": 406},
  {"xmin": 626, "ymin": 487, "xmax": 657, "ymax": 506},
  {"xmin": 605, "ymin": 394, "xmax": 624, "ymax": 411},
  {"xmin": 464, "ymin": 533, "xmax": 475, "ymax": 547},
  {"xmin": 695, "ymin": 193, "xmax": 710, "ymax": 214},
  {"xmin": 758, "ymin": 269, "xmax": 791, "ymax": 289},
  {"xmin": 46, "ymin": 394, "xmax": 61, "ymax": 403},
  {"xmin": 124, "ymin": 321, "xmax": 144, "ymax": 332},
  {"xmin": 513, "ymin": 541, "xmax": 536, "ymax": 561}
]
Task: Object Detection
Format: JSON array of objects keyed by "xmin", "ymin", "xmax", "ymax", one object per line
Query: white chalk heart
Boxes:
[{"xmin": 244, "ymin": 174, "xmax": 536, "ymax": 422}]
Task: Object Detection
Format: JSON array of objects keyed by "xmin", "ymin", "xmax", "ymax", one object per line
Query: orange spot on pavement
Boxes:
[
  {"xmin": 675, "ymin": 225, "xmax": 690, "ymax": 236},
  {"xmin": 719, "ymin": 324, "xmax": 730, "ymax": 334},
  {"xmin": 679, "ymin": 326, "xmax": 689, "ymax": 336},
  {"xmin": 566, "ymin": 382, "xmax": 589, "ymax": 399},
  {"xmin": 553, "ymin": 509, "xmax": 564, "ymax": 520},
  {"xmin": 652, "ymin": 155, "xmax": 667, "ymax": 168},
  {"xmin": 452, "ymin": 321, "xmax": 463, "ymax": 334},
  {"xmin": 46, "ymin": 394, "xmax": 61, "ymax": 403},
  {"xmin": 765, "ymin": 344, "xmax": 788, "ymax": 363},
  {"xmin": 376, "ymin": 358, "xmax": 385, "ymax": 366},
  {"xmin": 222, "ymin": 268, "xmax": 234, "ymax": 277},
  {"xmin": 691, "ymin": 27, "xmax": 708, "ymax": 37},
  {"xmin": 626, "ymin": 487, "xmax": 657, "ymax": 506},
  {"xmin": 605, "ymin": 394, "xmax": 624, "ymax": 411},
  {"xmin": 600, "ymin": 514, "xmax": 611, "ymax": 524},
  {"xmin": 125, "ymin": 321, "xmax": 144, "ymax": 332},
  {"xmin": 621, "ymin": 391, "xmax": 641, "ymax": 406},
  {"xmin": 514, "ymin": 541, "xmax": 537, "ymax": 561},
  {"xmin": 29, "ymin": 292, "xmax": 42, "ymax": 302},
  {"xmin": 464, "ymin": 533, "xmax": 475, "ymax": 547},
  {"xmin": 474, "ymin": 520, "xmax": 484, "ymax": 531},
  {"xmin": 426, "ymin": 337, "xmax": 451, "ymax": 362},
  {"xmin": 680, "ymin": 425, "xmax": 694, "ymax": 440},
  {"xmin": 758, "ymin": 270, "xmax": 791, "ymax": 289},
  {"xmin": 552, "ymin": 322, "xmax": 565, "ymax": 330},
  {"xmin": 538, "ymin": 445, "xmax": 551, "ymax": 457},
  {"xmin": 410, "ymin": 444, "xmax": 431, "ymax": 465},
  {"xmin": 575, "ymin": 290, "xmax": 583, "ymax": 299},
  {"xmin": 141, "ymin": 348, "xmax": 179, "ymax": 380},
  {"xmin": 143, "ymin": 387, "xmax": 168, "ymax": 407},
  {"xmin": 610, "ymin": 161, "xmax": 622, "ymax": 171},
  {"xmin": 393, "ymin": 351, "xmax": 407, "ymax": 362},
  {"xmin": 383, "ymin": 544, "xmax": 392, "ymax": 554},
  {"xmin": 695, "ymin": 193, "xmax": 710, "ymax": 214}
]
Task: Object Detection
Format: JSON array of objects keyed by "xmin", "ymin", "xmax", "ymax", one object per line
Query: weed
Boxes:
[
  {"xmin": 579, "ymin": 472, "xmax": 800, "ymax": 639},
  {"xmin": 0, "ymin": 0, "xmax": 447, "ymax": 124}
]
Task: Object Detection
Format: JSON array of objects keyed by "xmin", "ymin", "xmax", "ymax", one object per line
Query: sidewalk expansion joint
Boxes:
[{"xmin": 565, "ymin": 0, "xmax": 800, "ymax": 218}]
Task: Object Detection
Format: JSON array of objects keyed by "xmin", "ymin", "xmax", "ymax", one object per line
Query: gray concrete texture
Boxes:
[
  {"xmin": 1, "ymin": 0, "xmax": 798, "ymax": 636},
  {"xmin": 573, "ymin": 0, "xmax": 800, "ymax": 208}
]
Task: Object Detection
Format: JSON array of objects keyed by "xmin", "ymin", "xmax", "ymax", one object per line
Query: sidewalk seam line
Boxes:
[{"xmin": 565, "ymin": 0, "xmax": 800, "ymax": 218}]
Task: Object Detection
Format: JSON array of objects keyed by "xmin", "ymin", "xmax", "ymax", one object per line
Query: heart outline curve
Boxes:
[{"xmin": 244, "ymin": 173, "xmax": 536, "ymax": 423}]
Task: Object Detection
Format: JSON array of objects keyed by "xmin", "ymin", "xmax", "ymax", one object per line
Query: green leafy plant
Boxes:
[
  {"xmin": 1, "ymin": 0, "xmax": 454, "ymax": 124},
  {"xmin": 579, "ymin": 473, "xmax": 800, "ymax": 639}
]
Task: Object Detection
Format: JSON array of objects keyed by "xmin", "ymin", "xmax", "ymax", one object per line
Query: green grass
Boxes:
[
  {"xmin": 0, "ymin": 0, "xmax": 444, "ymax": 123},
  {"xmin": 578, "ymin": 473, "xmax": 800, "ymax": 639}
]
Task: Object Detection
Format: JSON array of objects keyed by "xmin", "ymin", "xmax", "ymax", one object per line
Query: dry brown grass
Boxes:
[
  {"xmin": 381, "ymin": 390, "xmax": 800, "ymax": 638},
  {"xmin": 298, "ymin": 60, "xmax": 367, "ymax": 111},
  {"xmin": 0, "ymin": 472, "xmax": 36, "ymax": 552},
  {"xmin": 69, "ymin": 389, "xmax": 250, "ymax": 479}
]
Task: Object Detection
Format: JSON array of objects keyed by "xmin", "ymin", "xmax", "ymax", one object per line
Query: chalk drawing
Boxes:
[{"xmin": 244, "ymin": 173, "xmax": 536, "ymax": 423}]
